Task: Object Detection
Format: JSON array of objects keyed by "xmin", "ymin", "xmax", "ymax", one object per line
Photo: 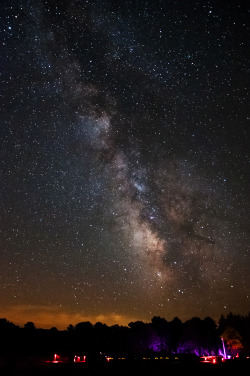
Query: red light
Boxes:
[
  {"xmin": 200, "ymin": 356, "xmax": 218, "ymax": 364},
  {"xmin": 74, "ymin": 355, "xmax": 86, "ymax": 363},
  {"xmin": 52, "ymin": 354, "xmax": 60, "ymax": 363},
  {"xmin": 106, "ymin": 356, "xmax": 113, "ymax": 362}
]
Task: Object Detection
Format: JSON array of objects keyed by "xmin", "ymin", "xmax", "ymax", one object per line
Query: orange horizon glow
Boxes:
[{"xmin": 0, "ymin": 304, "xmax": 140, "ymax": 329}]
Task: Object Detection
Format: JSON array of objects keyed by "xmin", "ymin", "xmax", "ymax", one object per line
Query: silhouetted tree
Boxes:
[
  {"xmin": 128, "ymin": 321, "xmax": 157, "ymax": 355},
  {"xmin": 169, "ymin": 317, "xmax": 182, "ymax": 353},
  {"xmin": 0, "ymin": 318, "xmax": 20, "ymax": 356},
  {"xmin": 151, "ymin": 316, "xmax": 170, "ymax": 352},
  {"xmin": 221, "ymin": 327, "xmax": 243, "ymax": 355},
  {"xmin": 93, "ymin": 322, "xmax": 111, "ymax": 354},
  {"xmin": 218, "ymin": 312, "xmax": 250, "ymax": 354},
  {"xmin": 109, "ymin": 324, "xmax": 130, "ymax": 356},
  {"xmin": 67, "ymin": 324, "xmax": 74, "ymax": 333},
  {"xmin": 74, "ymin": 321, "xmax": 94, "ymax": 353},
  {"xmin": 178, "ymin": 317, "xmax": 220, "ymax": 356},
  {"xmin": 1, "ymin": 312, "xmax": 250, "ymax": 364},
  {"xmin": 24, "ymin": 322, "xmax": 35, "ymax": 331}
]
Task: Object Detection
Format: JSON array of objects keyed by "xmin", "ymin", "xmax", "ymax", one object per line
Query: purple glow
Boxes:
[
  {"xmin": 221, "ymin": 337, "xmax": 227, "ymax": 359},
  {"xmin": 149, "ymin": 340, "xmax": 162, "ymax": 352}
]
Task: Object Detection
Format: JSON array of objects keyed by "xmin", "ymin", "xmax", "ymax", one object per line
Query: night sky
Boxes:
[{"xmin": 1, "ymin": 0, "xmax": 249, "ymax": 329}]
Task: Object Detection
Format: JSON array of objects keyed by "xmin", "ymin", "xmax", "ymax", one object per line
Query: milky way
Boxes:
[{"xmin": 0, "ymin": 0, "xmax": 249, "ymax": 328}]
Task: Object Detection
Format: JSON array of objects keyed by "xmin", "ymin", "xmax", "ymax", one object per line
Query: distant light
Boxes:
[
  {"xmin": 200, "ymin": 356, "xmax": 218, "ymax": 364},
  {"xmin": 74, "ymin": 355, "xmax": 86, "ymax": 363},
  {"xmin": 52, "ymin": 353, "xmax": 61, "ymax": 363}
]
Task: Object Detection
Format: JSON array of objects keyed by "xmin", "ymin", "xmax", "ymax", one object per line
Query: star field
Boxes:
[{"xmin": 0, "ymin": 0, "xmax": 249, "ymax": 328}]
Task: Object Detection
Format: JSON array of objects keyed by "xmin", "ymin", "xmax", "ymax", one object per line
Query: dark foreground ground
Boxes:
[{"xmin": 1, "ymin": 358, "xmax": 249, "ymax": 376}]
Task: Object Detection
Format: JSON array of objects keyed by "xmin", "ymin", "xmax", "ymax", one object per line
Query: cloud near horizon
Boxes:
[{"xmin": 0, "ymin": 305, "xmax": 139, "ymax": 329}]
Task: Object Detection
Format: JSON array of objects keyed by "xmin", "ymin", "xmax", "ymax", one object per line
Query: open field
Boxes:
[{"xmin": 1, "ymin": 357, "xmax": 249, "ymax": 376}]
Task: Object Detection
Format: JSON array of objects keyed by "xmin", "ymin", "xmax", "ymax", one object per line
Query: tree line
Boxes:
[{"xmin": 0, "ymin": 312, "xmax": 249, "ymax": 361}]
